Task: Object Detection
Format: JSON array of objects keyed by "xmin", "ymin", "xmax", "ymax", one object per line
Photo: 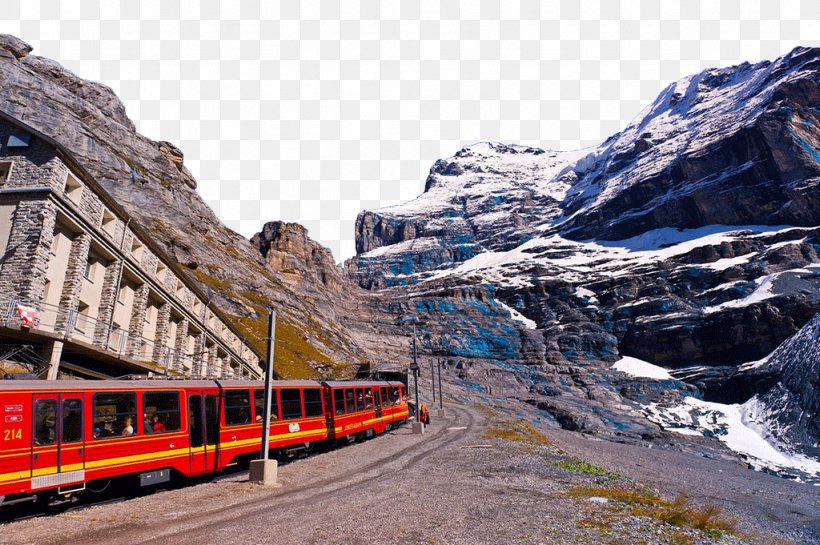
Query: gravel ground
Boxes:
[{"xmin": 0, "ymin": 401, "xmax": 817, "ymax": 545}]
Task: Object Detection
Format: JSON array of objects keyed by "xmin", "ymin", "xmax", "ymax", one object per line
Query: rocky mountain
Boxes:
[
  {"xmin": 3, "ymin": 32, "xmax": 817, "ymax": 465},
  {"xmin": 741, "ymin": 313, "xmax": 820, "ymax": 459},
  {"xmin": 0, "ymin": 34, "xmax": 405, "ymax": 377},
  {"xmin": 349, "ymin": 47, "xmax": 820, "ymax": 448}
]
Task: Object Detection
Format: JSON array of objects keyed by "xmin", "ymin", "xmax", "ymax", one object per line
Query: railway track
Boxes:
[{"xmin": 5, "ymin": 404, "xmax": 478, "ymax": 545}]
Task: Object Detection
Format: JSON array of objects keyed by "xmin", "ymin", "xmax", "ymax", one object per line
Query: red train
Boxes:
[{"xmin": 0, "ymin": 379, "xmax": 408, "ymax": 507}]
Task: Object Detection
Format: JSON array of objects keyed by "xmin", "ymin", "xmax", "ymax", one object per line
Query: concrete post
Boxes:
[
  {"xmin": 249, "ymin": 459, "xmax": 280, "ymax": 486},
  {"xmin": 44, "ymin": 340, "xmax": 64, "ymax": 380}
]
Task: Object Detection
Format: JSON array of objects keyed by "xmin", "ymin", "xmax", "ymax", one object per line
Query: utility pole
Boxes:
[
  {"xmin": 250, "ymin": 309, "xmax": 278, "ymax": 485},
  {"xmin": 430, "ymin": 360, "xmax": 436, "ymax": 404},
  {"xmin": 260, "ymin": 309, "xmax": 275, "ymax": 460},
  {"xmin": 438, "ymin": 359, "xmax": 443, "ymax": 410},
  {"xmin": 402, "ymin": 316, "xmax": 423, "ymax": 434}
]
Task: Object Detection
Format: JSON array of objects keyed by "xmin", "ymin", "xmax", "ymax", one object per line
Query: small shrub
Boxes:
[
  {"xmin": 571, "ymin": 487, "xmax": 740, "ymax": 539},
  {"xmin": 484, "ymin": 422, "xmax": 550, "ymax": 446},
  {"xmin": 550, "ymin": 457, "xmax": 619, "ymax": 478}
]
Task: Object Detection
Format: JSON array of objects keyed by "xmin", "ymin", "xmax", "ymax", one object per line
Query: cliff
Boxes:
[{"xmin": 0, "ymin": 34, "xmax": 391, "ymax": 377}]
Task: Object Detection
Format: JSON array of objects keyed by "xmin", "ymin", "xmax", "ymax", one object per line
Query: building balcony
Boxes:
[{"xmin": 0, "ymin": 294, "xmax": 251, "ymax": 380}]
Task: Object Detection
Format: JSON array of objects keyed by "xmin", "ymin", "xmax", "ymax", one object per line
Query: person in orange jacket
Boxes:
[{"xmin": 420, "ymin": 403, "xmax": 430, "ymax": 426}]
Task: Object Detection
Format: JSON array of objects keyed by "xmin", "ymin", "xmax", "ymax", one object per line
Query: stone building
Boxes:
[{"xmin": 0, "ymin": 112, "xmax": 262, "ymax": 379}]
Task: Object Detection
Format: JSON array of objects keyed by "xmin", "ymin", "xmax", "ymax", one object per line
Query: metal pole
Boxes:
[
  {"xmin": 412, "ymin": 322, "xmax": 419, "ymax": 421},
  {"xmin": 438, "ymin": 359, "xmax": 443, "ymax": 409},
  {"xmin": 260, "ymin": 309, "xmax": 276, "ymax": 460},
  {"xmin": 430, "ymin": 360, "xmax": 436, "ymax": 404}
]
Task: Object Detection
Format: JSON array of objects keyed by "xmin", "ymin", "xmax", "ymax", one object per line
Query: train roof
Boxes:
[
  {"xmin": 0, "ymin": 379, "xmax": 323, "ymax": 391},
  {"xmin": 322, "ymin": 380, "xmax": 403, "ymax": 388}
]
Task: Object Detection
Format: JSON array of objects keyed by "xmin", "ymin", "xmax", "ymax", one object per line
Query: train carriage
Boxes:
[
  {"xmin": 322, "ymin": 380, "xmax": 409, "ymax": 442},
  {"xmin": 0, "ymin": 378, "xmax": 398, "ymax": 507}
]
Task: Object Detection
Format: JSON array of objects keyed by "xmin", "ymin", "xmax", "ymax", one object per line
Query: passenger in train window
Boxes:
[
  {"xmin": 150, "ymin": 415, "xmax": 166, "ymax": 433},
  {"xmin": 121, "ymin": 417, "xmax": 134, "ymax": 436}
]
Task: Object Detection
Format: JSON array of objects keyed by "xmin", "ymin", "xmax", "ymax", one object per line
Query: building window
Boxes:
[
  {"xmin": 75, "ymin": 302, "xmax": 91, "ymax": 334},
  {"xmin": 100, "ymin": 210, "xmax": 116, "ymax": 237},
  {"xmin": 64, "ymin": 172, "xmax": 83, "ymax": 204},
  {"xmin": 0, "ymin": 161, "xmax": 12, "ymax": 185},
  {"xmin": 130, "ymin": 238, "xmax": 144, "ymax": 261},
  {"xmin": 84, "ymin": 257, "xmax": 96, "ymax": 281},
  {"xmin": 7, "ymin": 133, "xmax": 31, "ymax": 148},
  {"xmin": 117, "ymin": 284, "xmax": 127, "ymax": 304},
  {"xmin": 144, "ymin": 305, "xmax": 155, "ymax": 324},
  {"xmin": 49, "ymin": 231, "xmax": 60, "ymax": 256}
]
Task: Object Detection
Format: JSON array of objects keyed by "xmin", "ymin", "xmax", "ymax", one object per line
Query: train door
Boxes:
[
  {"xmin": 187, "ymin": 392, "xmax": 220, "ymax": 475},
  {"xmin": 373, "ymin": 389, "xmax": 382, "ymax": 419},
  {"xmin": 31, "ymin": 393, "xmax": 85, "ymax": 487}
]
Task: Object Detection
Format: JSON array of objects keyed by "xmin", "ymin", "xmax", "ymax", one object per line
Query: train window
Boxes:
[
  {"xmin": 334, "ymin": 390, "xmax": 346, "ymax": 415},
  {"xmin": 345, "ymin": 389, "xmax": 356, "ymax": 413},
  {"xmin": 373, "ymin": 389, "xmax": 381, "ymax": 408},
  {"xmin": 356, "ymin": 389, "xmax": 365, "ymax": 412},
  {"xmin": 281, "ymin": 389, "xmax": 302, "ymax": 420},
  {"xmin": 253, "ymin": 389, "xmax": 279, "ymax": 422},
  {"xmin": 391, "ymin": 387, "xmax": 400, "ymax": 405},
  {"xmin": 224, "ymin": 389, "xmax": 252, "ymax": 426},
  {"xmin": 304, "ymin": 389, "xmax": 323, "ymax": 418},
  {"xmin": 380, "ymin": 387, "xmax": 388, "ymax": 407},
  {"xmin": 33, "ymin": 400, "xmax": 57, "ymax": 446},
  {"xmin": 62, "ymin": 399, "xmax": 83, "ymax": 443},
  {"xmin": 93, "ymin": 392, "xmax": 136, "ymax": 439},
  {"xmin": 143, "ymin": 392, "xmax": 181, "ymax": 433},
  {"xmin": 364, "ymin": 388, "xmax": 373, "ymax": 410}
]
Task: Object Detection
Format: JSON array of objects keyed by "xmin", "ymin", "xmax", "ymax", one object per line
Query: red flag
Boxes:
[{"xmin": 16, "ymin": 304, "xmax": 36, "ymax": 327}]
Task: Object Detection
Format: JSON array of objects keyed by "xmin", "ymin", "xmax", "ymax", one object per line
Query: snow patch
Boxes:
[
  {"xmin": 494, "ymin": 299, "xmax": 537, "ymax": 330},
  {"xmin": 644, "ymin": 397, "xmax": 820, "ymax": 482},
  {"xmin": 612, "ymin": 356, "xmax": 673, "ymax": 380}
]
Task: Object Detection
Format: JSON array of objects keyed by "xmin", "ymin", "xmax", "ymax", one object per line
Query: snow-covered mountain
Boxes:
[{"xmin": 348, "ymin": 47, "xmax": 820, "ymax": 459}]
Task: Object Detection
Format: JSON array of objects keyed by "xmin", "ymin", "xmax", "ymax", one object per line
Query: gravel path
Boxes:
[{"xmin": 1, "ymin": 402, "xmax": 817, "ymax": 545}]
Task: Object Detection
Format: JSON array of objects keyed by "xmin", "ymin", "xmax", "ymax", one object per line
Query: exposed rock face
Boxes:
[
  {"xmin": 0, "ymin": 35, "xmax": 395, "ymax": 377},
  {"xmin": 349, "ymin": 47, "xmax": 820, "ymax": 443},
  {"xmin": 252, "ymin": 222, "xmax": 343, "ymax": 290},
  {"xmin": 741, "ymin": 313, "xmax": 820, "ymax": 459}
]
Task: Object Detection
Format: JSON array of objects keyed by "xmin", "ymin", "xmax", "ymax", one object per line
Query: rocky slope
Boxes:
[
  {"xmin": 741, "ymin": 313, "xmax": 820, "ymax": 459},
  {"xmin": 0, "ymin": 34, "xmax": 402, "ymax": 377},
  {"xmin": 349, "ymin": 47, "xmax": 820, "ymax": 448}
]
